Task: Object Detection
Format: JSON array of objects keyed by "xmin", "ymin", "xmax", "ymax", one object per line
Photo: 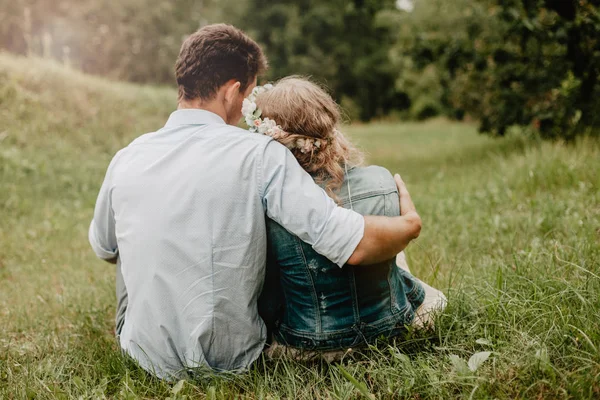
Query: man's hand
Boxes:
[
  {"xmin": 395, "ymin": 174, "xmax": 421, "ymax": 237},
  {"xmin": 395, "ymin": 174, "xmax": 416, "ymax": 216}
]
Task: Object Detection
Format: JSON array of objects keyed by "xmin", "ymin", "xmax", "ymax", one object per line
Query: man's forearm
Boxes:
[{"xmin": 347, "ymin": 211, "xmax": 421, "ymax": 265}]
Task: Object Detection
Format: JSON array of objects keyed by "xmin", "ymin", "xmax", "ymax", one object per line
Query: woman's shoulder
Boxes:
[
  {"xmin": 336, "ymin": 165, "xmax": 399, "ymax": 215},
  {"xmin": 342, "ymin": 165, "xmax": 398, "ymax": 197},
  {"xmin": 350, "ymin": 165, "xmax": 396, "ymax": 180}
]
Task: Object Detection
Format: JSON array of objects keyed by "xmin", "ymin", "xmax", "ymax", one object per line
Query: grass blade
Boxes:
[{"xmin": 337, "ymin": 365, "xmax": 375, "ymax": 399}]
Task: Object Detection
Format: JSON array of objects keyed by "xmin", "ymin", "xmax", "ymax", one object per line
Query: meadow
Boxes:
[{"xmin": 1, "ymin": 53, "xmax": 599, "ymax": 399}]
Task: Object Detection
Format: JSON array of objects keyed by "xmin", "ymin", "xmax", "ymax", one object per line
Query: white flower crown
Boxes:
[{"xmin": 242, "ymin": 84, "xmax": 324, "ymax": 154}]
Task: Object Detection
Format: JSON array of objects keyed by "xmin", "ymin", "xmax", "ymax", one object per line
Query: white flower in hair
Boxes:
[
  {"xmin": 241, "ymin": 99, "xmax": 256, "ymax": 116},
  {"xmin": 268, "ymin": 126, "xmax": 284, "ymax": 139},
  {"xmin": 296, "ymin": 138, "xmax": 315, "ymax": 154},
  {"xmin": 258, "ymin": 118, "xmax": 272, "ymax": 134},
  {"xmin": 264, "ymin": 118, "xmax": 277, "ymax": 129},
  {"xmin": 241, "ymin": 84, "xmax": 325, "ymax": 154},
  {"xmin": 304, "ymin": 140, "xmax": 314, "ymax": 153}
]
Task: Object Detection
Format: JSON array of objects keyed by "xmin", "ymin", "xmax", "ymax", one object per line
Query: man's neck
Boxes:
[{"xmin": 178, "ymin": 98, "xmax": 228, "ymax": 124}]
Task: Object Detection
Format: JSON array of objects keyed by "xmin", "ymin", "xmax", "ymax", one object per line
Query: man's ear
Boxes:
[{"xmin": 224, "ymin": 80, "xmax": 242, "ymax": 104}]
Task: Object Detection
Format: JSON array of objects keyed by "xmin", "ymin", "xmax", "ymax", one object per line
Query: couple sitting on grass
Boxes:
[{"xmin": 89, "ymin": 24, "xmax": 446, "ymax": 380}]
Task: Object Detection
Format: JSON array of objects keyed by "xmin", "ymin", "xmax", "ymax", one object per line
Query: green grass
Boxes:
[{"xmin": 1, "ymin": 53, "xmax": 599, "ymax": 399}]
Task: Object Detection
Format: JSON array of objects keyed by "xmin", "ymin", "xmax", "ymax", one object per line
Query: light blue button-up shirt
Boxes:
[{"xmin": 89, "ymin": 109, "xmax": 365, "ymax": 378}]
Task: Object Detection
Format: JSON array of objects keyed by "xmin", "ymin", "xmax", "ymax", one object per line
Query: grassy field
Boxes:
[{"xmin": 1, "ymin": 53, "xmax": 599, "ymax": 399}]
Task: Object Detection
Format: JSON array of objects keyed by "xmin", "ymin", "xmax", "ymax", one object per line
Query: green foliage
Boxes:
[
  {"xmin": 2, "ymin": 54, "xmax": 600, "ymax": 399},
  {"xmin": 0, "ymin": 0, "xmax": 246, "ymax": 83},
  {"xmin": 3, "ymin": 0, "xmax": 596, "ymax": 139},
  {"xmin": 239, "ymin": 0, "xmax": 403, "ymax": 121},
  {"xmin": 389, "ymin": 0, "xmax": 600, "ymax": 139},
  {"xmin": 1, "ymin": 0, "xmax": 406, "ymax": 122},
  {"xmin": 454, "ymin": 0, "xmax": 600, "ymax": 139},
  {"xmin": 384, "ymin": 0, "xmax": 494, "ymax": 120}
]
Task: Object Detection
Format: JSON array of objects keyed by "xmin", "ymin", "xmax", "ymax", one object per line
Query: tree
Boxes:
[
  {"xmin": 383, "ymin": 0, "xmax": 494, "ymax": 120},
  {"xmin": 240, "ymin": 0, "xmax": 404, "ymax": 121},
  {"xmin": 0, "ymin": 0, "xmax": 246, "ymax": 84},
  {"xmin": 388, "ymin": 0, "xmax": 600, "ymax": 139}
]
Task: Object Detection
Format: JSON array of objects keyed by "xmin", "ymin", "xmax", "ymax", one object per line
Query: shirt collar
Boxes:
[{"xmin": 164, "ymin": 109, "xmax": 226, "ymax": 128}]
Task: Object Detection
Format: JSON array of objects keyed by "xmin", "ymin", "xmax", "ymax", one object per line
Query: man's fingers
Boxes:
[
  {"xmin": 394, "ymin": 173, "xmax": 409, "ymax": 197},
  {"xmin": 394, "ymin": 174, "xmax": 405, "ymax": 190},
  {"xmin": 393, "ymin": 173, "xmax": 421, "ymax": 236},
  {"xmin": 394, "ymin": 173, "xmax": 416, "ymax": 216}
]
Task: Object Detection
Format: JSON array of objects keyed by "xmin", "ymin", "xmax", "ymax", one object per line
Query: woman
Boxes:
[{"xmin": 244, "ymin": 77, "xmax": 446, "ymax": 356}]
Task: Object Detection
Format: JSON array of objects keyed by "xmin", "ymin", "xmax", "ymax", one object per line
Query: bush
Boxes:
[{"xmin": 389, "ymin": 0, "xmax": 600, "ymax": 140}]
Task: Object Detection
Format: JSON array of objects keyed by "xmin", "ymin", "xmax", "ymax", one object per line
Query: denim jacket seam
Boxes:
[
  {"xmin": 340, "ymin": 190, "xmax": 397, "ymax": 207},
  {"xmin": 278, "ymin": 324, "xmax": 357, "ymax": 338},
  {"xmin": 347, "ymin": 270, "xmax": 361, "ymax": 325},
  {"xmin": 387, "ymin": 266, "xmax": 397, "ymax": 315},
  {"xmin": 406, "ymin": 282, "xmax": 426, "ymax": 305},
  {"xmin": 383, "ymin": 192, "xmax": 387, "ymax": 215},
  {"xmin": 296, "ymin": 237, "xmax": 322, "ymax": 333},
  {"xmin": 406, "ymin": 282, "xmax": 420, "ymax": 297},
  {"xmin": 370, "ymin": 310, "xmax": 411, "ymax": 329},
  {"xmin": 402, "ymin": 272, "xmax": 425, "ymax": 299},
  {"xmin": 387, "ymin": 302, "xmax": 414, "ymax": 327},
  {"xmin": 397, "ymin": 269, "xmax": 424, "ymax": 297},
  {"xmin": 278, "ymin": 311, "xmax": 409, "ymax": 341}
]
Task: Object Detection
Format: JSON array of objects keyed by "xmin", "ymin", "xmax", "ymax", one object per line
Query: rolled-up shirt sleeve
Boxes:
[
  {"xmin": 89, "ymin": 157, "xmax": 119, "ymax": 261},
  {"xmin": 259, "ymin": 140, "xmax": 364, "ymax": 267}
]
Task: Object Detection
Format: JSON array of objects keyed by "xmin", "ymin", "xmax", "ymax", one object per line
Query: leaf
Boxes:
[
  {"xmin": 449, "ymin": 354, "xmax": 470, "ymax": 375},
  {"xmin": 72, "ymin": 376, "xmax": 85, "ymax": 389},
  {"xmin": 468, "ymin": 351, "xmax": 492, "ymax": 372},
  {"xmin": 337, "ymin": 365, "xmax": 376, "ymax": 399},
  {"xmin": 522, "ymin": 19, "xmax": 534, "ymax": 31},
  {"xmin": 172, "ymin": 380, "xmax": 186, "ymax": 395},
  {"xmin": 508, "ymin": 8, "xmax": 520, "ymax": 19},
  {"xmin": 47, "ymin": 383, "xmax": 69, "ymax": 400},
  {"xmin": 475, "ymin": 338, "xmax": 492, "ymax": 346},
  {"xmin": 207, "ymin": 386, "xmax": 217, "ymax": 400},
  {"xmin": 119, "ymin": 373, "xmax": 138, "ymax": 399},
  {"xmin": 535, "ymin": 347, "xmax": 549, "ymax": 364},
  {"xmin": 395, "ymin": 352, "xmax": 411, "ymax": 364}
]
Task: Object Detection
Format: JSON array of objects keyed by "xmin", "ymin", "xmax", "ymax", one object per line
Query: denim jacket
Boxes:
[{"xmin": 259, "ymin": 166, "xmax": 425, "ymax": 350}]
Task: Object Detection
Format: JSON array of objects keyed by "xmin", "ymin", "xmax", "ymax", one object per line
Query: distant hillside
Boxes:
[
  {"xmin": 0, "ymin": 53, "xmax": 176, "ymax": 233},
  {"xmin": 0, "ymin": 52, "xmax": 175, "ymax": 156}
]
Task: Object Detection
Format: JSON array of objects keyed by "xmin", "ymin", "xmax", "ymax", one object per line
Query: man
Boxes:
[{"xmin": 89, "ymin": 24, "xmax": 421, "ymax": 379}]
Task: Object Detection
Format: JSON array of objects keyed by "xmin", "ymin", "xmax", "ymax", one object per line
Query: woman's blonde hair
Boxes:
[{"xmin": 255, "ymin": 76, "xmax": 364, "ymax": 202}]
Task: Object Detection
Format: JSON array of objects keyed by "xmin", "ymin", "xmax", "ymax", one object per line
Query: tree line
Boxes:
[{"xmin": 1, "ymin": 0, "xmax": 598, "ymax": 139}]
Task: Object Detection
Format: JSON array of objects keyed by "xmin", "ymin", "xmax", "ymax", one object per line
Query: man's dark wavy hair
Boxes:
[{"xmin": 175, "ymin": 24, "xmax": 268, "ymax": 102}]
